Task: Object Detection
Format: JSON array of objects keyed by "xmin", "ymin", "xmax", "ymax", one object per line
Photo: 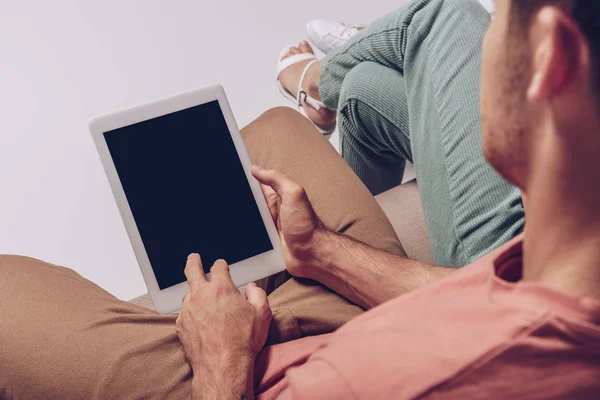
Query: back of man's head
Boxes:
[{"xmin": 480, "ymin": 0, "xmax": 600, "ymax": 189}]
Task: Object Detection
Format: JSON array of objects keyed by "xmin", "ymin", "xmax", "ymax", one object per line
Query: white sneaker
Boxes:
[
  {"xmin": 305, "ymin": 19, "xmax": 361, "ymax": 55},
  {"xmin": 306, "ymin": 2, "xmax": 495, "ymax": 55}
]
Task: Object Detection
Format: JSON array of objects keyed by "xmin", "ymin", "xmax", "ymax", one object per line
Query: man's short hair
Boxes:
[{"xmin": 512, "ymin": 0, "xmax": 600, "ymax": 97}]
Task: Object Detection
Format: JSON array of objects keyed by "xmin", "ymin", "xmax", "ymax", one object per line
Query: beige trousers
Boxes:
[{"xmin": 0, "ymin": 108, "xmax": 404, "ymax": 399}]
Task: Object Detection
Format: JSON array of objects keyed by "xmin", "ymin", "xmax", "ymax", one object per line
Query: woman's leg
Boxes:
[
  {"xmin": 0, "ymin": 108, "xmax": 403, "ymax": 398},
  {"xmin": 321, "ymin": 0, "xmax": 524, "ymax": 266},
  {"xmin": 337, "ymin": 61, "xmax": 412, "ymax": 195}
]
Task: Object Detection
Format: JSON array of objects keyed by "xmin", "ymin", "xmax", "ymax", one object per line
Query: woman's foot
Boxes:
[
  {"xmin": 305, "ymin": 19, "xmax": 363, "ymax": 54},
  {"xmin": 278, "ymin": 41, "xmax": 337, "ymax": 128}
]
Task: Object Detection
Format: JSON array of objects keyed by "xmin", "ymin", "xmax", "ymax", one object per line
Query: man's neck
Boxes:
[{"xmin": 522, "ymin": 123, "xmax": 600, "ymax": 300}]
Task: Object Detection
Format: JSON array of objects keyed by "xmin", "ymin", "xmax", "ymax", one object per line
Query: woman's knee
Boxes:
[
  {"xmin": 337, "ymin": 62, "xmax": 387, "ymax": 146},
  {"xmin": 338, "ymin": 62, "xmax": 382, "ymax": 111}
]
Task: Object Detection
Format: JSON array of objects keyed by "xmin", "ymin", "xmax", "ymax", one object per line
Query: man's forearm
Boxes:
[
  {"xmin": 190, "ymin": 353, "xmax": 254, "ymax": 400},
  {"xmin": 308, "ymin": 230, "xmax": 455, "ymax": 309}
]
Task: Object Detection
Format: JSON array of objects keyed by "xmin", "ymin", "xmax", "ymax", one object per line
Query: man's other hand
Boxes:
[
  {"xmin": 176, "ymin": 254, "xmax": 272, "ymax": 374},
  {"xmin": 251, "ymin": 165, "xmax": 328, "ymax": 278}
]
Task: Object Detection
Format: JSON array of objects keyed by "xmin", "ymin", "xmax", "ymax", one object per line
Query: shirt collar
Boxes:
[
  {"xmin": 493, "ymin": 239, "xmax": 524, "ymax": 282},
  {"xmin": 490, "ymin": 236, "xmax": 600, "ymax": 326}
]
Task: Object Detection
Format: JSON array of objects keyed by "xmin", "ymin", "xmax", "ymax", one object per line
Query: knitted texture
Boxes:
[{"xmin": 319, "ymin": 0, "xmax": 524, "ymax": 266}]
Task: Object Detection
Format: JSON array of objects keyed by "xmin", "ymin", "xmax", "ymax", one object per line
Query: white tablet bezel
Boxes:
[{"xmin": 89, "ymin": 84, "xmax": 285, "ymax": 314}]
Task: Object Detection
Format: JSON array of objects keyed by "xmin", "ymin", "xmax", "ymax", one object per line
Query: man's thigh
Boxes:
[
  {"xmin": 242, "ymin": 108, "xmax": 405, "ymax": 342},
  {"xmin": 0, "ymin": 255, "xmax": 191, "ymax": 399},
  {"xmin": 242, "ymin": 107, "xmax": 403, "ymax": 256}
]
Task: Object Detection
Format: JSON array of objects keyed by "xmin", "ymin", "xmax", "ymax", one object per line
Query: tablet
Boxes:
[{"xmin": 90, "ymin": 84, "xmax": 285, "ymax": 314}]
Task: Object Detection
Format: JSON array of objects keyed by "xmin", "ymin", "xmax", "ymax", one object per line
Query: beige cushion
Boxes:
[
  {"xmin": 129, "ymin": 292, "xmax": 156, "ymax": 309},
  {"xmin": 128, "ymin": 181, "xmax": 432, "ymax": 308},
  {"xmin": 374, "ymin": 180, "xmax": 434, "ymax": 264}
]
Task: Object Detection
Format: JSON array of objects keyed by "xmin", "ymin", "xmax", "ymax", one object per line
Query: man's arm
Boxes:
[
  {"xmin": 251, "ymin": 166, "xmax": 456, "ymax": 309},
  {"xmin": 308, "ymin": 229, "xmax": 455, "ymax": 309}
]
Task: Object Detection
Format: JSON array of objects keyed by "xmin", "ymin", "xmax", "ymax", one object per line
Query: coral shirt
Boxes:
[{"xmin": 255, "ymin": 236, "xmax": 600, "ymax": 399}]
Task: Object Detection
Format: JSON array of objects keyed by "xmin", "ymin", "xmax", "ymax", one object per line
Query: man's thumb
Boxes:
[{"xmin": 245, "ymin": 283, "xmax": 271, "ymax": 318}]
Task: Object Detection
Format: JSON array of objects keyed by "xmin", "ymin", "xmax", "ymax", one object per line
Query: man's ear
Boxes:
[{"xmin": 527, "ymin": 6, "xmax": 588, "ymax": 103}]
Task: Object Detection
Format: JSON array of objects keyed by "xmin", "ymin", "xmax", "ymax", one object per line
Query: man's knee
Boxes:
[
  {"xmin": 257, "ymin": 106, "xmax": 303, "ymax": 122},
  {"xmin": 241, "ymin": 106, "xmax": 320, "ymax": 153},
  {"xmin": 244, "ymin": 107, "xmax": 308, "ymax": 135}
]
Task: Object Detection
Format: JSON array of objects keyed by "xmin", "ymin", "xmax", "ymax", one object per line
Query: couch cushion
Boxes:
[
  {"xmin": 129, "ymin": 292, "xmax": 156, "ymax": 310},
  {"xmin": 374, "ymin": 180, "xmax": 434, "ymax": 264}
]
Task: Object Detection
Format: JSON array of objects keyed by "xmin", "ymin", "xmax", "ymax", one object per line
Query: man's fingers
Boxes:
[
  {"xmin": 260, "ymin": 183, "xmax": 278, "ymax": 203},
  {"xmin": 184, "ymin": 253, "xmax": 206, "ymax": 291},
  {"xmin": 251, "ymin": 165, "xmax": 304, "ymax": 200},
  {"xmin": 251, "ymin": 165, "xmax": 287, "ymax": 196},
  {"xmin": 260, "ymin": 183, "xmax": 279, "ymax": 225},
  {"xmin": 210, "ymin": 259, "xmax": 236, "ymax": 288},
  {"xmin": 245, "ymin": 282, "xmax": 271, "ymax": 318}
]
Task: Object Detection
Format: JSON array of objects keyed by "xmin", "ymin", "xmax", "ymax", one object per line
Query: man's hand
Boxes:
[
  {"xmin": 251, "ymin": 167, "xmax": 454, "ymax": 310},
  {"xmin": 176, "ymin": 254, "xmax": 271, "ymax": 399},
  {"xmin": 251, "ymin": 165, "xmax": 327, "ymax": 278}
]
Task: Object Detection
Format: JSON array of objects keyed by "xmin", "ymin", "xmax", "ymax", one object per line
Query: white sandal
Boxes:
[{"xmin": 277, "ymin": 46, "xmax": 336, "ymax": 135}]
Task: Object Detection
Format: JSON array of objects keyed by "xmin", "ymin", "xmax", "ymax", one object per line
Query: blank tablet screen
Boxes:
[{"xmin": 104, "ymin": 101, "xmax": 273, "ymax": 290}]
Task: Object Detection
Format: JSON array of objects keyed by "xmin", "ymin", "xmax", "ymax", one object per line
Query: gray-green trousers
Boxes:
[{"xmin": 319, "ymin": 0, "xmax": 525, "ymax": 267}]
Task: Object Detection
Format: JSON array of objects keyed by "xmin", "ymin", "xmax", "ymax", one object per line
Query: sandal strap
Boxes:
[
  {"xmin": 296, "ymin": 59, "xmax": 327, "ymax": 111},
  {"xmin": 277, "ymin": 53, "xmax": 316, "ymax": 75}
]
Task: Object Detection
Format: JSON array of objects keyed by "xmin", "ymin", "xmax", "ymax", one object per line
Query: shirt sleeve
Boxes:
[{"xmin": 275, "ymin": 358, "xmax": 357, "ymax": 400}]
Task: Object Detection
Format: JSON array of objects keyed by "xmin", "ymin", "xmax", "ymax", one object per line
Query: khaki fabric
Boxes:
[{"xmin": 0, "ymin": 108, "xmax": 405, "ymax": 399}]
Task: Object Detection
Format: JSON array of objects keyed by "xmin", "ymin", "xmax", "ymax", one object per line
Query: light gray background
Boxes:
[
  {"xmin": 2, "ymin": 0, "xmax": 494, "ymax": 300},
  {"xmin": 1, "ymin": 0, "xmax": 416, "ymax": 300}
]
